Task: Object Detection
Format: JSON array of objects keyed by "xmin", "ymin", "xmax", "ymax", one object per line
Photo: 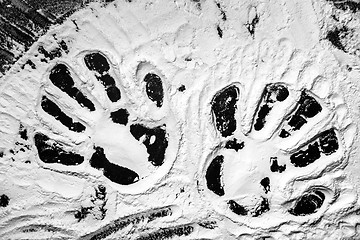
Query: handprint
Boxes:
[{"xmin": 34, "ymin": 51, "xmax": 178, "ymax": 189}]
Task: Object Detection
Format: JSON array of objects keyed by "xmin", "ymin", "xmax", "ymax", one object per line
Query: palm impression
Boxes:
[
  {"xmin": 197, "ymin": 39, "xmax": 355, "ymax": 227},
  {"xmin": 33, "ymin": 50, "xmax": 179, "ymax": 192}
]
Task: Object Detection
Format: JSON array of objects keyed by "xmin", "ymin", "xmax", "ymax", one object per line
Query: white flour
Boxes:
[{"xmin": 0, "ymin": 0, "xmax": 359, "ymax": 239}]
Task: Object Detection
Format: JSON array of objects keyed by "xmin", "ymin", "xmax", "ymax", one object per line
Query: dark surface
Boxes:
[
  {"xmin": 297, "ymin": 92, "xmax": 322, "ymax": 118},
  {"xmin": 38, "ymin": 45, "xmax": 63, "ymax": 62},
  {"xmin": 280, "ymin": 91, "xmax": 322, "ymax": 138},
  {"xmin": 279, "ymin": 129, "xmax": 290, "ymax": 138},
  {"xmin": 136, "ymin": 225, "xmax": 194, "ymax": 240},
  {"xmin": 205, "ymin": 155, "xmax": 224, "ymax": 196},
  {"xmin": 270, "ymin": 157, "xmax": 286, "ymax": 173},
  {"xmin": 84, "ymin": 52, "xmax": 121, "ymax": 102},
  {"xmin": 90, "ymin": 146, "xmax": 139, "ymax": 185},
  {"xmin": 319, "ymin": 129, "xmax": 339, "ymax": 155},
  {"xmin": 228, "ymin": 200, "xmax": 248, "ymax": 215},
  {"xmin": 130, "ymin": 124, "xmax": 168, "ymax": 167},
  {"xmin": 0, "ymin": 194, "xmax": 10, "ymax": 207},
  {"xmin": 245, "ymin": 10, "xmax": 259, "ymax": 38},
  {"xmin": 178, "ymin": 85, "xmax": 186, "ymax": 92},
  {"xmin": 225, "ymin": 138, "xmax": 244, "ymax": 152},
  {"xmin": 290, "ymin": 129, "xmax": 339, "ymax": 167},
  {"xmin": 110, "ymin": 108, "xmax": 129, "ymax": 125},
  {"xmin": 254, "ymin": 84, "xmax": 289, "ymax": 131},
  {"xmin": 198, "ymin": 221, "xmax": 217, "ymax": 229},
  {"xmin": 254, "ymin": 105, "xmax": 270, "ymax": 131},
  {"xmin": 289, "ymin": 190, "xmax": 325, "ymax": 216},
  {"xmin": 326, "ymin": 0, "xmax": 360, "ymax": 13},
  {"xmin": 37, "ymin": 54, "xmax": 171, "ymax": 186},
  {"xmin": 41, "ymin": 96, "xmax": 86, "ymax": 133},
  {"xmin": 0, "ymin": 0, "xmax": 85, "ymax": 74},
  {"xmin": 290, "ymin": 142, "xmax": 321, "ymax": 167},
  {"xmin": 211, "ymin": 85, "xmax": 239, "ymax": 137},
  {"xmin": 217, "ymin": 25, "xmax": 223, "ymax": 38},
  {"xmin": 252, "ymin": 197, "xmax": 270, "ymax": 217},
  {"xmin": 49, "ymin": 64, "xmax": 95, "ymax": 111},
  {"xmin": 34, "ymin": 133, "xmax": 84, "ymax": 165},
  {"xmin": 144, "ymin": 73, "xmax": 164, "ymax": 108},
  {"xmin": 19, "ymin": 123, "xmax": 28, "ymax": 140},
  {"xmin": 75, "ymin": 206, "xmax": 92, "ymax": 222},
  {"xmin": 260, "ymin": 177, "xmax": 270, "ymax": 194},
  {"xmin": 216, "ymin": 2, "xmax": 227, "ymax": 21}
]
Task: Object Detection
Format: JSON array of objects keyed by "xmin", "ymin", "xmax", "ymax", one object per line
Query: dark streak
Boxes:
[
  {"xmin": 217, "ymin": 25, "xmax": 223, "ymax": 38},
  {"xmin": 216, "ymin": 2, "xmax": 227, "ymax": 21},
  {"xmin": 198, "ymin": 221, "xmax": 217, "ymax": 229},
  {"xmin": 245, "ymin": 11, "xmax": 259, "ymax": 38},
  {"xmin": 21, "ymin": 224, "xmax": 68, "ymax": 233},
  {"xmin": 78, "ymin": 206, "xmax": 173, "ymax": 240},
  {"xmin": 59, "ymin": 40, "xmax": 69, "ymax": 53},
  {"xmin": 136, "ymin": 225, "xmax": 194, "ymax": 240}
]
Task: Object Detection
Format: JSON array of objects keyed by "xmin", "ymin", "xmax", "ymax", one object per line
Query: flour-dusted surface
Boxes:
[{"xmin": 0, "ymin": 0, "xmax": 359, "ymax": 239}]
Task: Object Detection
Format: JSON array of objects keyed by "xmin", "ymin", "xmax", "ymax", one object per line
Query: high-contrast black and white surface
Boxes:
[{"xmin": 0, "ymin": 0, "xmax": 360, "ymax": 239}]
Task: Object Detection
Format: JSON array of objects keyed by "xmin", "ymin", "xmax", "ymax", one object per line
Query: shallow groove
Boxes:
[
  {"xmin": 84, "ymin": 52, "xmax": 121, "ymax": 102},
  {"xmin": 41, "ymin": 96, "xmax": 86, "ymax": 132},
  {"xmin": 34, "ymin": 133, "xmax": 84, "ymax": 165},
  {"xmin": 78, "ymin": 206, "xmax": 173, "ymax": 240},
  {"xmin": 280, "ymin": 91, "xmax": 322, "ymax": 138},
  {"xmin": 290, "ymin": 129, "xmax": 339, "ymax": 167},
  {"xmin": 136, "ymin": 224, "xmax": 194, "ymax": 240},
  {"xmin": 254, "ymin": 84, "xmax": 289, "ymax": 131},
  {"xmin": 49, "ymin": 64, "xmax": 95, "ymax": 111}
]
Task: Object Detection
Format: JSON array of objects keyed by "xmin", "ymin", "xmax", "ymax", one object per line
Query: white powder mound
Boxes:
[{"xmin": 0, "ymin": 0, "xmax": 360, "ymax": 239}]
